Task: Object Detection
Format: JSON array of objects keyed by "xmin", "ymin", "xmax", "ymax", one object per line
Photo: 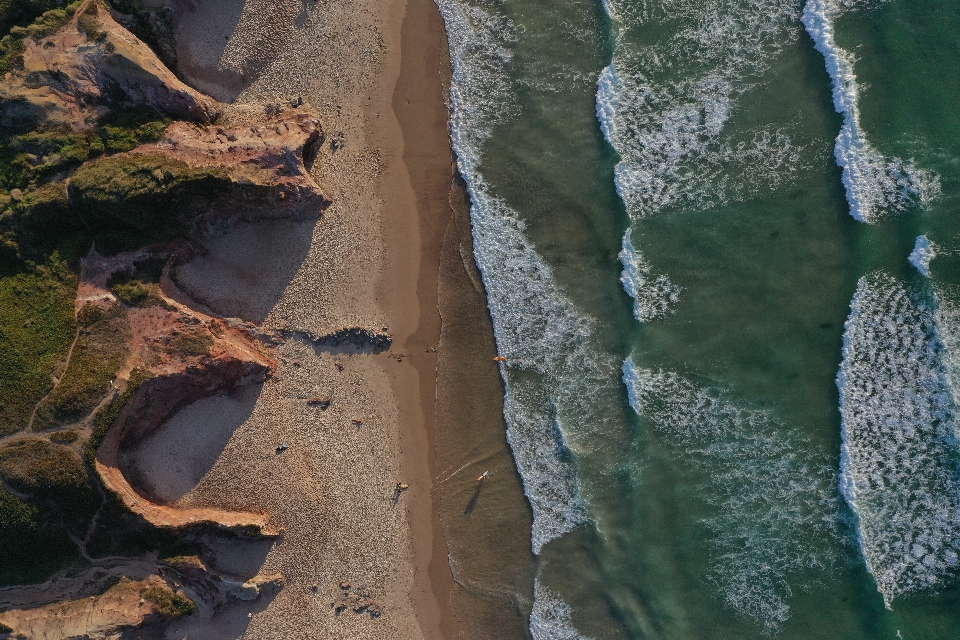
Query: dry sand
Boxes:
[{"xmin": 151, "ymin": 0, "xmax": 473, "ymax": 637}]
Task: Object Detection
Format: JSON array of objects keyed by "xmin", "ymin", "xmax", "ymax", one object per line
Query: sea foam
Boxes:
[
  {"xmin": 909, "ymin": 235, "xmax": 936, "ymax": 278},
  {"xmin": 619, "ymin": 228, "xmax": 681, "ymax": 322},
  {"xmin": 529, "ymin": 581, "xmax": 595, "ymax": 640},
  {"xmin": 434, "ymin": 0, "xmax": 629, "ymax": 557},
  {"xmin": 624, "ymin": 360, "xmax": 842, "ymax": 633},
  {"xmin": 434, "ymin": 1, "xmax": 618, "ymax": 633},
  {"xmin": 802, "ymin": 0, "xmax": 940, "ymax": 223},
  {"xmin": 838, "ymin": 273, "xmax": 960, "ymax": 605},
  {"xmin": 597, "ymin": 0, "xmax": 805, "ymax": 221}
]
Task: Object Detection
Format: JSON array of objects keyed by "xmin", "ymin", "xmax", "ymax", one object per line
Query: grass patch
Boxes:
[
  {"xmin": 77, "ymin": 2, "xmax": 104, "ymax": 42},
  {"xmin": 0, "ymin": 2, "xmax": 81, "ymax": 74},
  {"xmin": 9, "ymin": 154, "xmax": 235, "ymax": 262},
  {"xmin": 49, "ymin": 429, "xmax": 78, "ymax": 444},
  {"xmin": 33, "ymin": 302, "xmax": 128, "ymax": 430},
  {"xmin": 140, "ymin": 585, "xmax": 195, "ymax": 618},
  {"xmin": 98, "ymin": 108, "xmax": 169, "ymax": 154},
  {"xmin": 173, "ymin": 333, "xmax": 212, "ymax": 357},
  {"xmin": 0, "ymin": 438, "xmax": 98, "ymax": 527},
  {"xmin": 0, "ymin": 484, "xmax": 78, "ymax": 586},
  {"xmin": 0, "ymin": 257, "xmax": 76, "ymax": 435},
  {"xmin": 86, "ymin": 367, "xmax": 151, "ymax": 460},
  {"xmin": 111, "ymin": 280, "xmax": 164, "ymax": 307},
  {"xmin": 107, "ymin": 257, "xmax": 169, "ymax": 307}
]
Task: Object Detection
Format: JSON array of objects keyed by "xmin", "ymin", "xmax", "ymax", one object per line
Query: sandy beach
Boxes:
[{"xmin": 121, "ymin": 0, "xmax": 535, "ymax": 637}]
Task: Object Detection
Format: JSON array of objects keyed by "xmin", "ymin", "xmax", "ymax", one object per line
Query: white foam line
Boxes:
[
  {"xmin": 434, "ymin": 1, "xmax": 611, "ymax": 634},
  {"xmin": 624, "ymin": 359, "xmax": 842, "ymax": 633},
  {"xmin": 433, "ymin": 0, "xmax": 634, "ymax": 559},
  {"xmin": 529, "ymin": 580, "xmax": 595, "ymax": 640},
  {"xmin": 838, "ymin": 272, "xmax": 960, "ymax": 605},
  {"xmin": 802, "ymin": 0, "xmax": 939, "ymax": 223},
  {"xmin": 909, "ymin": 235, "xmax": 936, "ymax": 278},
  {"xmin": 618, "ymin": 228, "xmax": 681, "ymax": 322}
]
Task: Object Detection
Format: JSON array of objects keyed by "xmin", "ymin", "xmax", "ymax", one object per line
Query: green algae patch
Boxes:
[
  {"xmin": 0, "ymin": 258, "xmax": 76, "ymax": 435},
  {"xmin": 34, "ymin": 302, "xmax": 128, "ymax": 430}
]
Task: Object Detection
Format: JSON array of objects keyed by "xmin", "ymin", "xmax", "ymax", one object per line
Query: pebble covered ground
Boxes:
[{"xmin": 160, "ymin": 0, "xmax": 429, "ymax": 637}]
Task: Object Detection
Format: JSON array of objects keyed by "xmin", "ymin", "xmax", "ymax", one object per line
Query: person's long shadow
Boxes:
[{"xmin": 464, "ymin": 483, "xmax": 483, "ymax": 517}]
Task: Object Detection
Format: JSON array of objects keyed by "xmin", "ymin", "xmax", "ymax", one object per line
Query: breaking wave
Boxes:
[
  {"xmin": 624, "ymin": 360, "xmax": 842, "ymax": 633},
  {"xmin": 802, "ymin": 0, "xmax": 940, "ymax": 223},
  {"xmin": 909, "ymin": 235, "xmax": 936, "ymax": 278},
  {"xmin": 597, "ymin": 0, "xmax": 806, "ymax": 221},
  {"xmin": 529, "ymin": 581, "xmax": 595, "ymax": 640},
  {"xmin": 837, "ymin": 273, "xmax": 960, "ymax": 605},
  {"xmin": 619, "ymin": 228, "xmax": 681, "ymax": 322},
  {"xmin": 434, "ymin": 0, "xmax": 628, "ymax": 556}
]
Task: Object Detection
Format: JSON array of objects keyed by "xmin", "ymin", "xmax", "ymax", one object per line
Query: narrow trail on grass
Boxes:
[{"xmin": 24, "ymin": 325, "xmax": 82, "ymax": 434}]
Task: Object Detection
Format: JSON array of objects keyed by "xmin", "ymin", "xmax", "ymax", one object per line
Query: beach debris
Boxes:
[
  {"xmin": 396, "ymin": 483, "xmax": 409, "ymax": 491},
  {"xmin": 352, "ymin": 419, "xmax": 364, "ymax": 428},
  {"xmin": 276, "ymin": 443, "xmax": 289, "ymax": 454},
  {"xmin": 476, "ymin": 471, "xmax": 490, "ymax": 482},
  {"xmin": 332, "ymin": 583, "xmax": 382, "ymax": 618},
  {"xmin": 334, "ymin": 360, "xmax": 344, "ymax": 372},
  {"xmin": 307, "ymin": 396, "xmax": 332, "ymax": 409},
  {"xmin": 493, "ymin": 356, "xmax": 506, "ymax": 362}
]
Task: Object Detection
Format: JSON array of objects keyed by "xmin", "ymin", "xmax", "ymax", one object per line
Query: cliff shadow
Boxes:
[
  {"xmin": 119, "ymin": 383, "xmax": 262, "ymax": 505},
  {"xmin": 171, "ymin": 219, "xmax": 316, "ymax": 325},
  {"xmin": 169, "ymin": 0, "xmax": 303, "ymax": 102}
]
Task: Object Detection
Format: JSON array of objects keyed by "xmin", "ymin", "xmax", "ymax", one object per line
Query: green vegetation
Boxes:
[
  {"xmin": 140, "ymin": 585, "xmax": 196, "ymax": 618},
  {"xmin": 0, "ymin": 438, "xmax": 98, "ymax": 526},
  {"xmin": 0, "ymin": 117, "xmax": 169, "ymax": 197},
  {"xmin": 76, "ymin": 2, "xmax": 104, "ymax": 42},
  {"xmin": 0, "ymin": 2, "xmax": 81, "ymax": 74},
  {"xmin": 111, "ymin": 280, "xmax": 164, "ymax": 307},
  {"xmin": 107, "ymin": 258, "xmax": 168, "ymax": 307},
  {"xmin": 9, "ymin": 154, "xmax": 235, "ymax": 262},
  {"xmin": 99, "ymin": 108, "xmax": 169, "ymax": 154},
  {"xmin": 0, "ymin": 482, "xmax": 78, "ymax": 586},
  {"xmin": 33, "ymin": 302, "xmax": 128, "ymax": 430},
  {"xmin": 49, "ymin": 429, "xmax": 78, "ymax": 443},
  {"xmin": 174, "ymin": 333, "xmax": 213, "ymax": 357},
  {"xmin": 86, "ymin": 367, "xmax": 151, "ymax": 459},
  {"xmin": 0, "ymin": 257, "xmax": 76, "ymax": 435}
]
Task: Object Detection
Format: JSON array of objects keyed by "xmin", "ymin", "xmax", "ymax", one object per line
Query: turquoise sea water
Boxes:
[{"xmin": 434, "ymin": 0, "xmax": 960, "ymax": 637}]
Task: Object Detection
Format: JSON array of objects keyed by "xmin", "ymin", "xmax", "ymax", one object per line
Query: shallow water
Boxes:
[{"xmin": 434, "ymin": 0, "xmax": 960, "ymax": 636}]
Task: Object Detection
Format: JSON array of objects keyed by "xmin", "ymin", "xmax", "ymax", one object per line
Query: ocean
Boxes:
[{"xmin": 432, "ymin": 0, "xmax": 960, "ymax": 637}]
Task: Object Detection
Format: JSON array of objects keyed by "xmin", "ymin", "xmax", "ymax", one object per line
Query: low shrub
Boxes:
[
  {"xmin": 33, "ymin": 302, "xmax": 128, "ymax": 430},
  {"xmin": 0, "ymin": 257, "xmax": 76, "ymax": 435},
  {"xmin": 141, "ymin": 585, "xmax": 195, "ymax": 618},
  {"xmin": 86, "ymin": 367, "xmax": 151, "ymax": 460},
  {"xmin": 173, "ymin": 333, "xmax": 212, "ymax": 357},
  {"xmin": 49, "ymin": 429, "xmax": 78, "ymax": 444}
]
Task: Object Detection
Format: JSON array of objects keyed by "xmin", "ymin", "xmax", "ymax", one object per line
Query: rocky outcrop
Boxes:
[{"xmin": 1, "ymin": 2, "xmax": 220, "ymax": 132}]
